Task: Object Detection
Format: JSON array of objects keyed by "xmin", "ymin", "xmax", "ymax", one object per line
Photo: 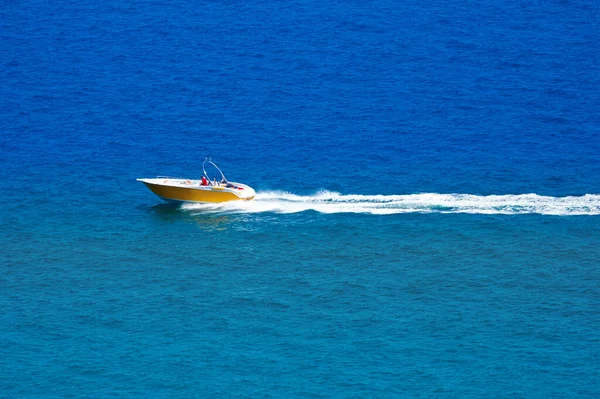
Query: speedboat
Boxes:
[{"xmin": 137, "ymin": 158, "xmax": 256, "ymax": 204}]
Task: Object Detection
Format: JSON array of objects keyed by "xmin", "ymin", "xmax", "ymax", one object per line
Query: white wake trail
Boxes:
[{"xmin": 181, "ymin": 191, "xmax": 600, "ymax": 216}]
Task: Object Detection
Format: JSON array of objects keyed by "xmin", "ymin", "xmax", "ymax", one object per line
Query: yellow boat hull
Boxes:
[{"xmin": 138, "ymin": 178, "xmax": 255, "ymax": 203}]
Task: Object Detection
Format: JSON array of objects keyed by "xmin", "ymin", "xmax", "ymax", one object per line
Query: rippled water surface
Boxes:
[{"xmin": 1, "ymin": 0, "xmax": 599, "ymax": 397}]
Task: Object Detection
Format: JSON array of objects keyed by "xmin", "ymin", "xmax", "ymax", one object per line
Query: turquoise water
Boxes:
[{"xmin": 2, "ymin": 0, "xmax": 600, "ymax": 397}]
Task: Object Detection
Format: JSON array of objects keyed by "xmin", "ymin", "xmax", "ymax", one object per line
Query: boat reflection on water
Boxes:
[{"xmin": 146, "ymin": 203, "xmax": 233, "ymax": 231}]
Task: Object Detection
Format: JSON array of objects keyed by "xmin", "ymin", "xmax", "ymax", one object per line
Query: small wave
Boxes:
[{"xmin": 180, "ymin": 191, "xmax": 600, "ymax": 216}]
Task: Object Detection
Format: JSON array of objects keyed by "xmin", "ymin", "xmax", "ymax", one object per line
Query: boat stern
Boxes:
[{"xmin": 235, "ymin": 183, "xmax": 256, "ymax": 201}]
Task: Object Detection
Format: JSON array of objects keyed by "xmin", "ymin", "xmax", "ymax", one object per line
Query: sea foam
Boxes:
[{"xmin": 180, "ymin": 191, "xmax": 600, "ymax": 216}]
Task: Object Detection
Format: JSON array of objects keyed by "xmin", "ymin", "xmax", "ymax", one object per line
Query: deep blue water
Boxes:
[{"xmin": 1, "ymin": 0, "xmax": 599, "ymax": 397}]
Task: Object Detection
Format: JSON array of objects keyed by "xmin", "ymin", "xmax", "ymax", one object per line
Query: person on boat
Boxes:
[{"xmin": 201, "ymin": 176, "xmax": 208, "ymax": 186}]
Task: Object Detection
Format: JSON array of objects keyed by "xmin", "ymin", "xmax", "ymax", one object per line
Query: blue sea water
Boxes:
[{"xmin": 1, "ymin": 0, "xmax": 600, "ymax": 397}]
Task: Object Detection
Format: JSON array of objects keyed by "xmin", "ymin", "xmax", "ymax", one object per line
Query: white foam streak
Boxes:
[{"xmin": 181, "ymin": 191, "xmax": 600, "ymax": 216}]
